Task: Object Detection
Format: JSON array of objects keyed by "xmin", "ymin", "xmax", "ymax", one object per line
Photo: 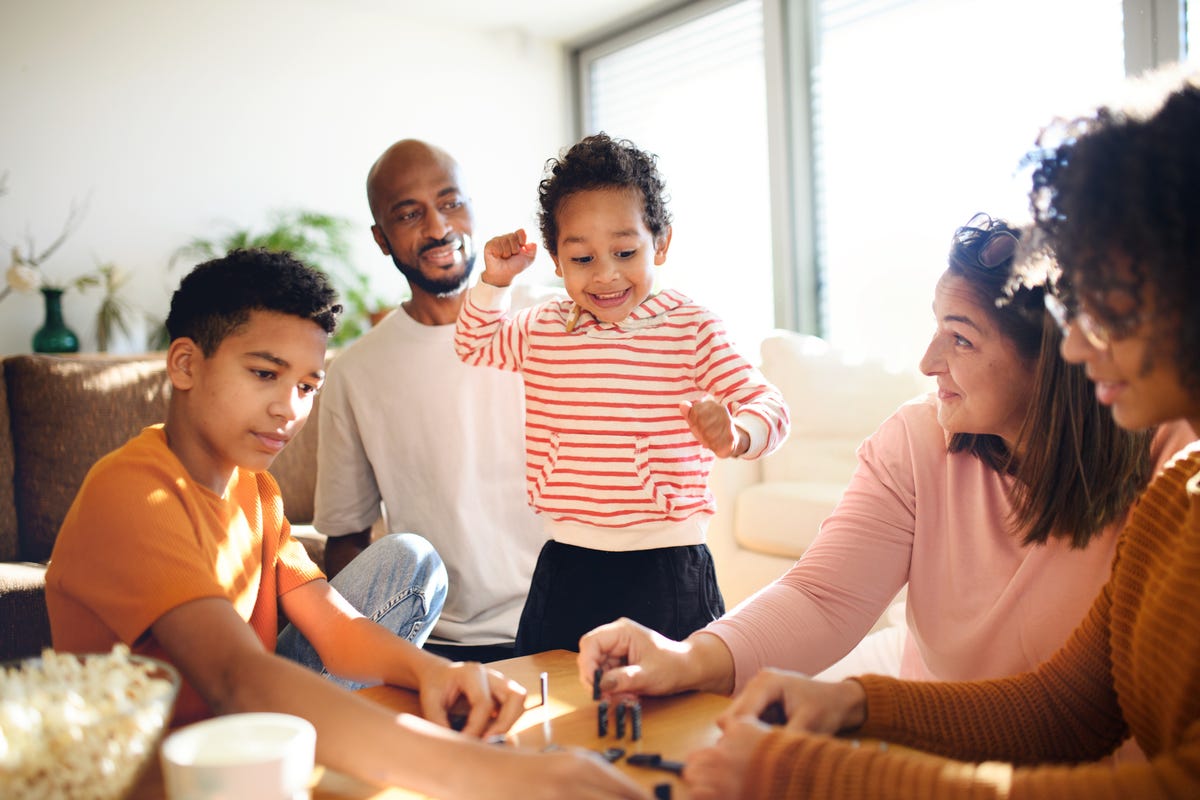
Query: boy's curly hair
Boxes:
[
  {"xmin": 166, "ymin": 248, "xmax": 342, "ymax": 355},
  {"xmin": 1028, "ymin": 67, "xmax": 1200, "ymax": 390},
  {"xmin": 538, "ymin": 132, "xmax": 672, "ymax": 256}
]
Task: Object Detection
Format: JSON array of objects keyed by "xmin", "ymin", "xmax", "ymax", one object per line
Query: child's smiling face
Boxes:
[{"xmin": 551, "ymin": 186, "xmax": 671, "ymax": 324}]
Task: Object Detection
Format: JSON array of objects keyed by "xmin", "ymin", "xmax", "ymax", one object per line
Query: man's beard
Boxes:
[{"xmin": 391, "ymin": 238, "xmax": 476, "ymax": 297}]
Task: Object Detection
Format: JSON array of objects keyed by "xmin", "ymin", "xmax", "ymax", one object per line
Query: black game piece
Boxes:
[
  {"xmin": 447, "ymin": 695, "xmax": 471, "ymax": 732},
  {"xmin": 759, "ymin": 701, "xmax": 787, "ymax": 726},
  {"xmin": 598, "ymin": 700, "xmax": 609, "ymax": 737},
  {"xmin": 654, "ymin": 783, "xmax": 672, "ymax": 800},
  {"xmin": 593, "ymin": 667, "xmax": 603, "ymax": 700},
  {"xmin": 631, "ymin": 701, "xmax": 642, "ymax": 741},
  {"xmin": 615, "ymin": 700, "xmax": 627, "ymax": 738},
  {"xmin": 626, "ymin": 753, "xmax": 662, "ymax": 768},
  {"xmin": 626, "ymin": 753, "xmax": 684, "ymax": 776},
  {"xmin": 601, "ymin": 746, "xmax": 626, "ymax": 763},
  {"xmin": 540, "ymin": 671, "xmax": 549, "ymax": 707}
]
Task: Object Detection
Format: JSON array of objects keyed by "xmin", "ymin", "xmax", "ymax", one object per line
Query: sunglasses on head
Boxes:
[{"xmin": 955, "ymin": 214, "xmax": 1020, "ymax": 271}]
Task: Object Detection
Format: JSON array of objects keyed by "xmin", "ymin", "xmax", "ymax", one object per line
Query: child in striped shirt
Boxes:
[{"xmin": 455, "ymin": 133, "xmax": 790, "ymax": 655}]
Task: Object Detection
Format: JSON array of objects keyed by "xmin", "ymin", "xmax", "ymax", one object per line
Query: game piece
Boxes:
[
  {"xmin": 593, "ymin": 667, "xmax": 602, "ymax": 700},
  {"xmin": 759, "ymin": 700, "xmax": 787, "ymax": 726},
  {"xmin": 447, "ymin": 695, "xmax": 471, "ymax": 732},
  {"xmin": 654, "ymin": 783, "xmax": 672, "ymax": 800},
  {"xmin": 631, "ymin": 701, "xmax": 642, "ymax": 741},
  {"xmin": 598, "ymin": 700, "xmax": 609, "ymax": 737},
  {"xmin": 601, "ymin": 747, "xmax": 625, "ymax": 763},
  {"xmin": 540, "ymin": 671, "xmax": 549, "ymax": 707},
  {"xmin": 615, "ymin": 700, "xmax": 627, "ymax": 738},
  {"xmin": 626, "ymin": 753, "xmax": 684, "ymax": 775}
]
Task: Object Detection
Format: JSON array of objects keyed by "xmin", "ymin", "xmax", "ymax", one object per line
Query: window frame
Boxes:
[{"xmin": 574, "ymin": 0, "xmax": 1190, "ymax": 337}]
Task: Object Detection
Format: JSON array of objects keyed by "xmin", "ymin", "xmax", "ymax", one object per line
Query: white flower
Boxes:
[{"xmin": 6, "ymin": 262, "xmax": 42, "ymax": 293}]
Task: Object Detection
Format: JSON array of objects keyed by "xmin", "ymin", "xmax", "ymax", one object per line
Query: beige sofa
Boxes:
[
  {"xmin": 708, "ymin": 331, "xmax": 933, "ymax": 612},
  {"xmin": 0, "ymin": 353, "xmax": 327, "ymax": 661}
]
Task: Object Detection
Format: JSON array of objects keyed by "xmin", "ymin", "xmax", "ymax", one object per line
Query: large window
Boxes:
[
  {"xmin": 578, "ymin": 0, "xmax": 1190, "ymax": 365},
  {"xmin": 578, "ymin": 0, "xmax": 776, "ymax": 353},
  {"xmin": 812, "ymin": 0, "xmax": 1125, "ymax": 365}
]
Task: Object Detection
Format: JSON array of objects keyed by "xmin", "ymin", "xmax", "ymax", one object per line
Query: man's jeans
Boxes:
[{"xmin": 277, "ymin": 533, "xmax": 447, "ymax": 689}]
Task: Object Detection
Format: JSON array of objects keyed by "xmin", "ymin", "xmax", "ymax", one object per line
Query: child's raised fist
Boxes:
[{"xmin": 482, "ymin": 229, "xmax": 538, "ymax": 288}]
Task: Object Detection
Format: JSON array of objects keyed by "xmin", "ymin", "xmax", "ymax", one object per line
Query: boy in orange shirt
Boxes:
[{"xmin": 45, "ymin": 249, "xmax": 645, "ymax": 799}]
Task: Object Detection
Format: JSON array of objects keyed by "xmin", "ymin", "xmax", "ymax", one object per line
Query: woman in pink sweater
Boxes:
[
  {"xmin": 579, "ymin": 213, "xmax": 1189, "ymax": 699},
  {"xmin": 681, "ymin": 64, "xmax": 1200, "ymax": 800}
]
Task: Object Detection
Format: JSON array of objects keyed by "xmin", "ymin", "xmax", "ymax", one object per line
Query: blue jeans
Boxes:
[{"xmin": 276, "ymin": 533, "xmax": 447, "ymax": 690}]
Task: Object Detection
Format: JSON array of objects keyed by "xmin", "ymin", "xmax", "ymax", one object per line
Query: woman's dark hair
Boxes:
[
  {"xmin": 946, "ymin": 215, "xmax": 1154, "ymax": 547},
  {"xmin": 1027, "ymin": 67, "xmax": 1200, "ymax": 392},
  {"xmin": 166, "ymin": 248, "xmax": 341, "ymax": 355},
  {"xmin": 537, "ymin": 132, "xmax": 672, "ymax": 256}
]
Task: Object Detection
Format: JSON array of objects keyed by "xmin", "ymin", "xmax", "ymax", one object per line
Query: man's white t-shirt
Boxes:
[{"xmin": 314, "ymin": 303, "xmax": 545, "ymax": 646}]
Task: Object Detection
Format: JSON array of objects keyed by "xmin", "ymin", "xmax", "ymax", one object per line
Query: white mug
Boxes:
[{"xmin": 160, "ymin": 712, "xmax": 316, "ymax": 800}]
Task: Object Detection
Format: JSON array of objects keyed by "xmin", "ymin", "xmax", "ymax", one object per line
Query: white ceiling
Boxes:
[{"xmin": 377, "ymin": 0, "xmax": 676, "ymax": 43}]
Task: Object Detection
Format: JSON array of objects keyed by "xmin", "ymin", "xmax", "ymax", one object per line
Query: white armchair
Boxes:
[{"xmin": 709, "ymin": 331, "xmax": 933, "ymax": 609}]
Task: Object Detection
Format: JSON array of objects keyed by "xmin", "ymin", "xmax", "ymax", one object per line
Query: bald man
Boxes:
[{"xmin": 312, "ymin": 140, "xmax": 544, "ymax": 662}]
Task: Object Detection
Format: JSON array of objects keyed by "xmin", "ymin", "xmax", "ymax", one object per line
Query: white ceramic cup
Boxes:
[{"xmin": 160, "ymin": 712, "xmax": 316, "ymax": 800}]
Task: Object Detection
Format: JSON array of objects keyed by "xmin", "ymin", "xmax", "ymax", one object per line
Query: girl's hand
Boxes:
[
  {"xmin": 482, "ymin": 229, "xmax": 538, "ymax": 287},
  {"xmin": 681, "ymin": 398, "xmax": 748, "ymax": 457}
]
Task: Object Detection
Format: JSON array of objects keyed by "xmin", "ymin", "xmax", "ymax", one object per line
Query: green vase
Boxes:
[{"xmin": 32, "ymin": 287, "xmax": 80, "ymax": 353}]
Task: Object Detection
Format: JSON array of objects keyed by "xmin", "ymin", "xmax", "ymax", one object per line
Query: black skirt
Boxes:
[{"xmin": 514, "ymin": 540, "xmax": 725, "ymax": 656}]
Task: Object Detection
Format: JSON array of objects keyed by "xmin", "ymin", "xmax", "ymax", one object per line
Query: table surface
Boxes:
[{"xmin": 131, "ymin": 649, "xmax": 728, "ymax": 799}]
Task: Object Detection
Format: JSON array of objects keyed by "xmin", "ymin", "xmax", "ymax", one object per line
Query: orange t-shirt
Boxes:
[{"xmin": 45, "ymin": 425, "xmax": 324, "ymax": 725}]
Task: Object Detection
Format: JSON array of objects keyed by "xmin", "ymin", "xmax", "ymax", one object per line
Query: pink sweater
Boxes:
[
  {"xmin": 708, "ymin": 395, "xmax": 1193, "ymax": 693},
  {"xmin": 454, "ymin": 282, "xmax": 788, "ymax": 545}
]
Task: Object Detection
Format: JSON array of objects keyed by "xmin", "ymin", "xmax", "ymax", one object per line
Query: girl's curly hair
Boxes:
[
  {"xmin": 537, "ymin": 133, "xmax": 672, "ymax": 256},
  {"xmin": 1027, "ymin": 67, "xmax": 1200, "ymax": 391}
]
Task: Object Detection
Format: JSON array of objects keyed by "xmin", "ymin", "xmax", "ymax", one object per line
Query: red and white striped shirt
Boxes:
[{"xmin": 455, "ymin": 282, "xmax": 789, "ymax": 546}]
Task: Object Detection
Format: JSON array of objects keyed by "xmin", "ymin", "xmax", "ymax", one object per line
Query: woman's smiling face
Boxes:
[
  {"xmin": 1059, "ymin": 282, "xmax": 1199, "ymax": 434},
  {"xmin": 551, "ymin": 187, "xmax": 669, "ymax": 324},
  {"xmin": 918, "ymin": 271, "xmax": 1038, "ymax": 447}
]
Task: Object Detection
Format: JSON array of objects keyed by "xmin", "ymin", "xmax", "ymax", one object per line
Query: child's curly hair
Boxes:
[
  {"xmin": 537, "ymin": 132, "xmax": 672, "ymax": 256},
  {"xmin": 1028, "ymin": 67, "xmax": 1200, "ymax": 391}
]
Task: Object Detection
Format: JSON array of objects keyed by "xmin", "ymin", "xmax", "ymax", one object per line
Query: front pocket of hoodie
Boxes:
[{"xmin": 530, "ymin": 434, "xmax": 678, "ymax": 516}]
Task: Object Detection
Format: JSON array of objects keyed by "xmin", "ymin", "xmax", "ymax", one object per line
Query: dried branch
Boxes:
[{"xmin": 30, "ymin": 193, "xmax": 91, "ymax": 266}]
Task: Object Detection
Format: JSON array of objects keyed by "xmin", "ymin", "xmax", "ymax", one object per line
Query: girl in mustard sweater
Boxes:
[{"xmin": 682, "ymin": 65, "xmax": 1200, "ymax": 800}]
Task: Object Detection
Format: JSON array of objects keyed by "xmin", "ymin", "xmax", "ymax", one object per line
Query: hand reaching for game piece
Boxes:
[
  {"xmin": 482, "ymin": 229, "xmax": 538, "ymax": 288},
  {"xmin": 682, "ymin": 715, "xmax": 774, "ymax": 800},
  {"xmin": 680, "ymin": 398, "xmax": 748, "ymax": 458},
  {"xmin": 417, "ymin": 659, "xmax": 528, "ymax": 738},
  {"xmin": 716, "ymin": 667, "xmax": 867, "ymax": 735}
]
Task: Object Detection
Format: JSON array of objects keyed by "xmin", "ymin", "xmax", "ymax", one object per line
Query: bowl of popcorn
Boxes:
[{"xmin": 0, "ymin": 644, "xmax": 180, "ymax": 799}]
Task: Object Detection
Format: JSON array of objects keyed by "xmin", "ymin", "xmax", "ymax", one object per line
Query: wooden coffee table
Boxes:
[{"xmin": 131, "ymin": 649, "xmax": 728, "ymax": 799}]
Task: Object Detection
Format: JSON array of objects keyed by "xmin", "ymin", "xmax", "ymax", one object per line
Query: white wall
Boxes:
[{"xmin": 0, "ymin": 0, "xmax": 570, "ymax": 354}]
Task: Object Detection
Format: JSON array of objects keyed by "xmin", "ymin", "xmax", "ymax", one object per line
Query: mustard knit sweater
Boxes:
[{"xmin": 747, "ymin": 446, "xmax": 1200, "ymax": 799}]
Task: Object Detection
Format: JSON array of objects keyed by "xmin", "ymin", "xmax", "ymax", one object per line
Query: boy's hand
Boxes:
[
  {"xmin": 482, "ymin": 229, "xmax": 538, "ymax": 288},
  {"xmin": 681, "ymin": 399, "xmax": 749, "ymax": 458},
  {"xmin": 418, "ymin": 660, "xmax": 529, "ymax": 738}
]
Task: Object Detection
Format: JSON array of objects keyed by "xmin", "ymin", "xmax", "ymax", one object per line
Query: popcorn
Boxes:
[{"xmin": 0, "ymin": 645, "xmax": 179, "ymax": 800}]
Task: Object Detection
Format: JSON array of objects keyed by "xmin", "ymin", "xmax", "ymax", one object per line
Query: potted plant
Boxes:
[{"xmin": 170, "ymin": 209, "xmax": 392, "ymax": 346}]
